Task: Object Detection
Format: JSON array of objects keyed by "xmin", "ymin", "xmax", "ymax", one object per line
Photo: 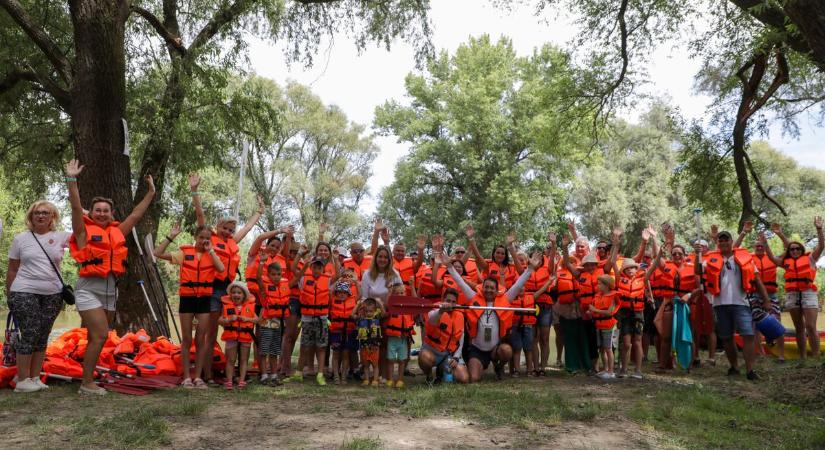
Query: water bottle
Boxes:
[{"xmin": 443, "ymin": 357, "xmax": 454, "ymax": 383}]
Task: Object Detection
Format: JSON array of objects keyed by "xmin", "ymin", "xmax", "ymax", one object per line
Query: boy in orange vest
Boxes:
[
  {"xmin": 385, "ymin": 283, "xmax": 416, "ymax": 388},
  {"xmin": 219, "ymin": 282, "xmax": 258, "ymax": 390}
]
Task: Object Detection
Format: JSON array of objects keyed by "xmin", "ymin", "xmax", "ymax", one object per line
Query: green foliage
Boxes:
[{"xmin": 376, "ymin": 35, "xmax": 600, "ymax": 250}]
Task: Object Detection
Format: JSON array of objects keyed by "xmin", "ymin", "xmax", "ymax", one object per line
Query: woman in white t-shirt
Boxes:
[
  {"xmin": 360, "ymin": 246, "xmax": 402, "ymax": 305},
  {"xmin": 5, "ymin": 201, "xmax": 71, "ymax": 393}
]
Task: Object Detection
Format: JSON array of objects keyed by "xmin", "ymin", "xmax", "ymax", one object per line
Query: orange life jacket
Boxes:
[
  {"xmin": 652, "ymin": 261, "xmax": 696, "ymax": 297},
  {"xmin": 261, "ymin": 278, "xmax": 291, "ymax": 320},
  {"xmin": 752, "ymin": 253, "xmax": 778, "ymax": 293},
  {"xmin": 287, "ymin": 257, "xmax": 303, "ymax": 298},
  {"xmin": 330, "ymin": 285, "xmax": 357, "ymax": 333},
  {"xmin": 464, "ymin": 293, "xmax": 513, "ymax": 339},
  {"xmin": 524, "ymin": 265, "xmax": 553, "ymax": 305},
  {"xmin": 442, "ymin": 273, "xmax": 471, "ymax": 305},
  {"xmin": 512, "ymin": 293, "xmax": 537, "ymax": 326},
  {"xmin": 300, "ymin": 273, "xmax": 331, "ymax": 316},
  {"xmin": 703, "ymin": 249, "xmax": 757, "ymax": 295},
  {"xmin": 343, "ymin": 255, "xmax": 372, "ymax": 281},
  {"xmin": 69, "ymin": 216, "xmax": 128, "ymax": 278},
  {"xmin": 592, "ymin": 291, "xmax": 619, "ymax": 330},
  {"xmin": 417, "ymin": 265, "xmax": 445, "ymax": 300},
  {"xmin": 384, "ymin": 314, "xmax": 415, "ymax": 337},
  {"xmin": 246, "ymin": 252, "xmax": 287, "ymax": 297},
  {"xmin": 554, "ymin": 267, "xmax": 577, "ymax": 304},
  {"xmin": 483, "ymin": 260, "xmax": 517, "ymax": 288},
  {"xmin": 393, "ymin": 256, "xmax": 415, "ymax": 284},
  {"xmin": 465, "ymin": 259, "xmax": 481, "ymax": 283},
  {"xmin": 576, "ymin": 269, "xmax": 604, "ymax": 304},
  {"xmin": 220, "ymin": 297, "xmax": 256, "ymax": 343},
  {"xmin": 178, "ymin": 245, "xmax": 217, "ymax": 297},
  {"xmin": 618, "ymin": 272, "xmax": 646, "ymax": 312},
  {"xmin": 783, "ymin": 254, "xmax": 818, "ymax": 292},
  {"xmin": 424, "ymin": 311, "xmax": 464, "ymax": 353},
  {"xmin": 211, "ymin": 234, "xmax": 240, "ymax": 283}
]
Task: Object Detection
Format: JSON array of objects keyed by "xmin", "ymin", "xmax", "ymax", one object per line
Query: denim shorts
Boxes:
[
  {"xmin": 714, "ymin": 305, "xmax": 754, "ymax": 339},
  {"xmin": 509, "ymin": 325, "xmax": 535, "ymax": 352},
  {"xmin": 210, "ymin": 280, "xmax": 229, "ymax": 313},
  {"xmin": 536, "ymin": 303, "xmax": 553, "ymax": 327}
]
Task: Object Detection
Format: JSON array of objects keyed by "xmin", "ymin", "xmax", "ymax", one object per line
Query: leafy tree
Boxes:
[
  {"xmin": 0, "ymin": 0, "xmax": 432, "ymax": 331},
  {"xmin": 375, "ymin": 35, "xmax": 601, "ymax": 251}
]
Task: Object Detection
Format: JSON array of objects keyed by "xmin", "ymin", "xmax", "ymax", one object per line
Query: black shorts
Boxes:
[
  {"xmin": 288, "ymin": 297, "xmax": 301, "ymax": 316},
  {"xmin": 179, "ymin": 296, "xmax": 211, "ymax": 314},
  {"xmin": 466, "ymin": 344, "xmax": 494, "ymax": 369}
]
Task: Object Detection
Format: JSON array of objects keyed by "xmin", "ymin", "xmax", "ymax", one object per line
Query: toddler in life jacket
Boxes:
[
  {"xmin": 385, "ymin": 282, "xmax": 416, "ymax": 388},
  {"xmin": 352, "ymin": 298, "xmax": 385, "ymax": 386},
  {"xmin": 219, "ymin": 282, "xmax": 259, "ymax": 390}
]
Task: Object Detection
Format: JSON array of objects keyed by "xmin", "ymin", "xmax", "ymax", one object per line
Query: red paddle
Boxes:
[{"xmin": 388, "ymin": 295, "xmax": 538, "ymax": 315}]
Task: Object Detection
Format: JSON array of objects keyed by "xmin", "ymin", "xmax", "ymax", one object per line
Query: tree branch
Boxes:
[
  {"xmin": 188, "ymin": 0, "xmax": 256, "ymax": 54},
  {"xmin": 0, "ymin": 67, "xmax": 71, "ymax": 109},
  {"xmin": 743, "ymin": 150, "xmax": 787, "ymax": 216},
  {"xmin": 129, "ymin": 5, "xmax": 186, "ymax": 55},
  {"xmin": 740, "ymin": 50, "xmax": 789, "ymax": 124},
  {"xmin": 728, "ymin": 0, "xmax": 816, "ymax": 65},
  {"xmin": 0, "ymin": 0, "xmax": 72, "ymax": 85}
]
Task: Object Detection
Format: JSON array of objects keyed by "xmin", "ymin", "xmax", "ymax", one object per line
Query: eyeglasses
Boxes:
[
  {"xmin": 454, "ymin": 250, "xmax": 466, "ymax": 254},
  {"xmin": 596, "ymin": 246, "xmax": 607, "ymax": 251},
  {"xmin": 789, "ymin": 247, "xmax": 803, "ymax": 252},
  {"xmin": 33, "ymin": 211, "xmax": 52, "ymax": 217}
]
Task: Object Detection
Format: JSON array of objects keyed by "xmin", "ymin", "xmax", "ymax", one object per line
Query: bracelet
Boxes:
[
  {"xmin": 191, "ymin": 191, "xmax": 200, "ymax": 197},
  {"xmin": 165, "ymin": 235, "xmax": 174, "ymax": 242},
  {"xmin": 65, "ymin": 177, "xmax": 77, "ymax": 182}
]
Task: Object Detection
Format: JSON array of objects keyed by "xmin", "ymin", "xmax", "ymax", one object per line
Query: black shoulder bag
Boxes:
[{"xmin": 30, "ymin": 231, "xmax": 75, "ymax": 305}]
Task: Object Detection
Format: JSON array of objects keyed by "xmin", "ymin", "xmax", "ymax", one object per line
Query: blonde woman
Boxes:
[{"xmin": 5, "ymin": 201, "xmax": 71, "ymax": 393}]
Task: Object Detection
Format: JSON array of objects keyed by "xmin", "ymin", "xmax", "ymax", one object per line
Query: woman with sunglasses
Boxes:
[
  {"xmin": 760, "ymin": 220, "xmax": 823, "ymax": 360},
  {"xmin": 465, "ymin": 225, "xmax": 524, "ymax": 290}
]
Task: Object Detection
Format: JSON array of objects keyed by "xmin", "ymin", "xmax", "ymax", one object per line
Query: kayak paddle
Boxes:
[{"xmin": 387, "ymin": 295, "xmax": 538, "ymax": 315}]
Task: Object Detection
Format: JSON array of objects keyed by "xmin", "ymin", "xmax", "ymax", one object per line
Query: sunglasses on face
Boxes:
[
  {"xmin": 33, "ymin": 211, "xmax": 51, "ymax": 217},
  {"xmin": 597, "ymin": 247, "xmax": 607, "ymax": 251},
  {"xmin": 454, "ymin": 250, "xmax": 466, "ymax": 254},
  {"xmin": 790, "ymin": 247, "xmax": 803, "ymax": 251}
]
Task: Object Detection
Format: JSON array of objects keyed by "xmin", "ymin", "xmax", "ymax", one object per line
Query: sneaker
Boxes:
[
  {"xmin": 616, "ymin": 370, "xmax": 627, "ymax": 378},
  {"xmin": 78, "ymin": 384, "xmax": 107, "ymax": 396},
  {"xmin": 260, "ymin": 374, "xmax": 269, "ymax": 383},
  {"xmin": 596, "ymin": 372, "xmax": 612, "ymax": 380},
  {"xmin": 316, "ymin": 373, "xmax": 327, "ymax": 386},
  {"xmin": 606, "ymin": 373, "xmax": 616, "ymax": 379},
  {"xmin": 630, "ymin": 372, "xmax": 643, "ymax": 380},
  {"xmin": 395, "ymin": 380, "xmax": 405, "ymax": 389},
  {"xmin": 386, "ymin": 379, "xmax": 395, "ymax": 388},
  {"xmin": 14, "ymin": 378, "xmax": 41, "ymax": 393},
  {"xmin": 746, "ymin": 370, "xmax": 759, "ymax": 381},
  {"xmin": 288, "ymin": 371, "xmax": 303, "ymax": 383},
  {"xmin": 362, "ymin": 379, "xmax": 370, "ymax": 387},
  {"xmin": 34, "ymin": 378, "xmax": 49, "ymax": 389},
  {"xmin": 727, "ymin": 367, "xmax": 740, "ymax": 377}
]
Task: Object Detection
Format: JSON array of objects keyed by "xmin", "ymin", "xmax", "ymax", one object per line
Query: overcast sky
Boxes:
[{"xmin": 247, "ymin": 0, "xmax": 823, "ymax": 213}]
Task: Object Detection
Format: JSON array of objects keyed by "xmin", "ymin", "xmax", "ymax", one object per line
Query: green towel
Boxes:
[{"xmin": 671, "ymin": 299, "xmax": 693, "ymax": 370}]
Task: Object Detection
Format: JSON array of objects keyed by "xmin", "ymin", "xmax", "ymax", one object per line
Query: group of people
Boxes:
[{"xmin": 4, "ymin": 161, "xmax": 822, "ymax": 394}]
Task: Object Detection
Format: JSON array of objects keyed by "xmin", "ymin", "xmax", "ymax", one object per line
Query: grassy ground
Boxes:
[{"xmin": 2, "ymin": 356, "xmax": 824, "ymax": 450}]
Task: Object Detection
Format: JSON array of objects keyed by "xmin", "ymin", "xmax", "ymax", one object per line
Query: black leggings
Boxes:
[{"xmin": 7, "ymin": 292, "xmax": 63, "ymax": 354}]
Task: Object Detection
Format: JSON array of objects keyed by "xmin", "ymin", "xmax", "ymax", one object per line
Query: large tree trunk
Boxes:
[
  {"xmin": 782, "ymin": 0, "xmax": 825, "ymax": 70},
  {"xmin": 69, "ymin": 0, "xmax": 160, "ymax": 334}
]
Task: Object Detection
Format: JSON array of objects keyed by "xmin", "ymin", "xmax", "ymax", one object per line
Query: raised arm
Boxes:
[
  {"xmin": 370, "ymin": 218, "xmax": 382, "ymax": 257},
  {"xmin": 153, "ymin": 223, "xmax": 182, "ymax": 262},
  {"xmin": 65, "ymin": 160, "xmax": 87, "ymax": 247},
  {"xmin": 234, "ymin": 196, "xmax": 264, "ymax": 242},
  {"xmin": 431, "ymin": 235, "xmax": 445, "ymax": 288},
  {"xmin": 758, "ymin": 232, "xmax": 783, "ymax": 266},
  {"xmin": 567, "ymin": 222, "xmax": 579, "ymax": 242},
  {"xmin": 607, "ymin": 228, "xmax": 621, "ymax": 272},
  {"xmin": 547, "ymin": 231, "xmax": 558, "ymax": 277},
  {"xmin": 812, "ymin": 216, "xmax": 824, "ymax": 261},
  {"xmin": 646, "ymin": 241, "xmax": 663, "ymax": 284},
  {"xmin": 256, "ymin": 252, "xmax": 267, "ymax": 295},
  {"xmin": 118, "ymin": 175, "xmax": 155, "ymax": 236},
  {"xmin": 709, "ymin": 224, "xmax": 719, "ymax": 251},
  {"xmin": 280, "ymin": 225, "xmax": 294, "ymax": 259},
  {"xmin": 465, "ymin": 225, "xmax": 487, "ymax": 272},
  {"xmin": 189, "ymin": 173, "xmax": 205, "ymax": 228},
  {"xmin": 440, "ymin": 252, "xmax": 476, "ymax": 300},
  {"xmin": 633, "ymin": 225, "xmax": 653, "ymax": 263},
  {"xmin": 330, "ymin": 247, "xmax": 342, "ymax": 284},
  {"xmin": 505, "ymin": 254, "xmax": 537, "ymax": 302},
  {"xmin": 247, "ymin": 229, "xmax": 283, "ymax": 259},
  {"xmin": 734, "ymin": 220, "xmax": 752, "ymax": 249},
  {"xmin": 770, "ymin": 223, "xmax": 790, "ymax": 248},
  {"xmin": 507, "ymin": 232, "xmax": 525, "ymax": 274},
  {"xmin": 292, "ymin": 245, "xmax": 309, "ymax": 277},
  {"xmin": 560, "ymin": 234, "xmax": 580, "ymax": 277}
]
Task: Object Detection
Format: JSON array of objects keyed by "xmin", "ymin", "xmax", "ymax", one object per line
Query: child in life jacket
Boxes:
[
  {"xmin": 219, "ymin": 282, "xmax": 258, "ymax": 390},
  {"xmin": 386, "ymin": 282, "xmax": 416, "ymax": 388},
  {"xmin": 352, "ymin": 297, "xmax": 385, "ymax": 386},
  {"xmin": 256, "ymin": 254, "xmax": 296, "ymax": 386},
  {"xmin": 589, "ymin": 275, "xmax": 619, "ymax": 380},
  {"xmin": 329, "ymin": 277, "xmax": 358, "ymax": 385}
]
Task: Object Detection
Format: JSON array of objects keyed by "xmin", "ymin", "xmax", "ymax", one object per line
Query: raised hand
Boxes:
[
  {"xmin": 65, "ymin": 159, "xmax": 84, "ymax": 178},
  {"xmin": 771, "ymin": 223, "xmax": 782, "ymax": 234},
  {"xmin": 815, "ymin": 216, "xmax": 823, "ymax": 229},
  {"xmin": 566, "ymin": 222, "xmax": 576, "ymax": 235},
  {"xmin": 145, "ymin": 174, "xmax": 155, "ymax": 193},
  {"xmin": 188, "ymin": 172, "xmax": 200, "ymax": 191},
  {"xmin": 299, "ymin": 244, "xmax": 309, "ymax": 257},
  {"xmin": 374, "ymin": 217, "xmax": 384, "ymax": 232},
  {"xmin": 647, "ymin": 224, "xmax": 657, "ymax": 238},
  {"xmin": 435, "ymin": 251, "xmax": 451, "ymax": 266},
  {"xmin": 547, "ymin": 231, "xmax": 557, "ymax": 244},
  {"xmin": 710, "ymin": 224, "xmax": 719, "ymax": 240},
  {"xmin": 465, "ymin": 224, "xmax": 475, "ymax": 240},
  {"xmin": 380, "ymin": 227, "xmax": 390, "ymax": 243},
  {"xmin": 642, "ymin": 227, "xmax": 651, "ymax": 241},
  {"xmin": 416, "ymin": 234, "xmax": 427, "ymax": 249},
  {"xmin": 742, "ymin": 220, "xmax": 753, "ymax": 234},
  {"xmin": 561, "ymin": 233, "xmax": 570, "ymax": 248},
  {"xmin": 256, "ymin": 196, "xmax": 265, "ymax": 214},
  {"xmin": 611, "ymin": 228, "xmax": 622, "ymax": 244},
  {"xmin": 169, "ymin": 222, "xmax": 182, "ymax": 238},
  {"xmin": 332, "ymin": 247, "xmax": 340, "ymax": 258},
  {"xmin": 506, "ymin": 231, "xmax": 517, "ymax": 247},
  {"xmin": 319, "ymin": 222, "xmax": 327, "ymax": 234}
]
